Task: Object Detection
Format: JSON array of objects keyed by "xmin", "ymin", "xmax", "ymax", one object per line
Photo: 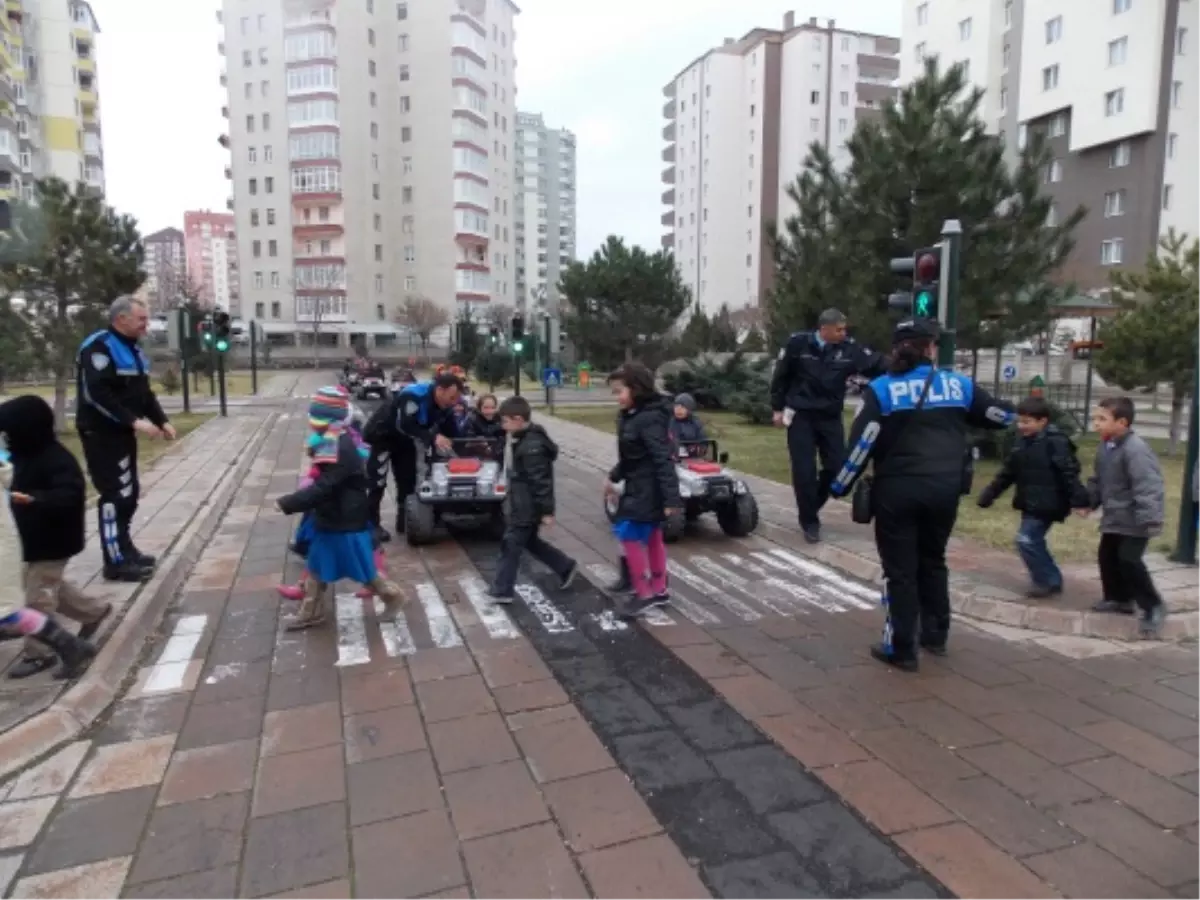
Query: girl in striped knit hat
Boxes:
[{"xmin": 276, "ymin": 388, "xmax": 403, "ymax": 630}]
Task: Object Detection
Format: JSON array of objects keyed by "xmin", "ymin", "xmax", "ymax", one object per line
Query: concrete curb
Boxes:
[
  {"xmin": 558, "ymin": 444, "xmax": 1199, "ymax": 644},
  {"xmin": 0, "ymin": 412, "xmax": 279, "ymax": 782}
]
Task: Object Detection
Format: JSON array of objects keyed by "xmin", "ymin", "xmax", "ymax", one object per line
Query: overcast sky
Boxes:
[{"xmin": 99, "ymin": 0, "xmax": 900, "ymax": 256}]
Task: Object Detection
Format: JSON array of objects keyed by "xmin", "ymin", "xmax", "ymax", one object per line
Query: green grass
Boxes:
[
  {"xmin": 554, "ymin": 406, "xmax": 1188, "ymax": 563},
  {"xmin": 2, "ymin": 371, "xmax": 262, "ymax": 401}
]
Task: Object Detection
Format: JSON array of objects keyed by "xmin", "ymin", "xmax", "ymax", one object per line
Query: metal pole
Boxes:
[
  {"xmin": 543, "ymin": 315, "xmax": 552, "ymax": 409},
  {"xmin": 217, "ymin": 351, "xmax": 228, "ymax": 417},
  {"xmin": 178, "ymin": 311, "xmax": 191, "ymax": 415},
  {"xmin": 1081, "ymin": 316, "xmax": 1097, "ymax": 434},
  {"xmin": 938, "ymin": 219, "xmax": 963, "ymax": 368},
  {"xmin": 513, "ymin": 350, "xmax": 521, "ymax": 397},
  {"xmin": 1170, "ymin": 376, "xmax": 1198, "ymax": 565},
  {"xmin": 250, "ymin": 321, "xmax": 258, "ymax": 395}
]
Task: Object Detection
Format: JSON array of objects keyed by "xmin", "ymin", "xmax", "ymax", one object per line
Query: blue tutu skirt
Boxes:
[
  {"xmin": 612, "ymin": 519, "xmax": 660, "ymax": 544},
  {"xmin": 294, "ymin": 513, "xmax": 317, "ymax": 545},
  {"xmin": 306, "ymin": 529, "xmax": 377, "ymax": 584}
]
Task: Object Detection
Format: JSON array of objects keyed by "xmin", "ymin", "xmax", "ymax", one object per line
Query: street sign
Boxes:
[
  {"xmin": 167, "ymin": 308, "xmax": 190, "ymax": 353},
  {"xmin": 1003, "ymin": 364, "xmax": 1017, "ymax": 381},
  {"xmin": 542, "ymin": 367, "xmax": 562, "ymax": 388}
]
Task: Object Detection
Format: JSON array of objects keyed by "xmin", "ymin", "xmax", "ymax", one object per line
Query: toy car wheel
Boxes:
[
  {"xmin": 717, "ymin": 492, "xmax": 759, "ymax": 537},
  {"xmin": 663, "ymin": 509, "xmax": 686, "ymax": 543},
  {"xmin": 404, "ymin": 495, "xmax": 436, "ymax": 546}
]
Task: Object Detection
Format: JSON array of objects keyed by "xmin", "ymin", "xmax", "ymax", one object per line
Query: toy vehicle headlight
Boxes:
[{"xmin": 734, "ymin": 480, "xmax": 748, "ymax": 495}]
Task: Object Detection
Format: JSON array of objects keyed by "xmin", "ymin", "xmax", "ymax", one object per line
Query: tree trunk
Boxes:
[
  {"xmin": 1168, "ymin": 387, "xmax": 1185, "ymax": 457},
  {"xmin": 53, "ymin": 354, "xmax": 70, "ymax": 434},
  {"xmin": 992, "ymin": 342, "xmax": 1004, "ymax": 395}
]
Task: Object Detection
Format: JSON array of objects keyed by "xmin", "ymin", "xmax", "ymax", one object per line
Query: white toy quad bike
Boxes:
[
  {"xmin": 603, "ymin": 439, "xmax": 758, "ymax": 542},
  {"xmin": 405, "ymin": 437, "xmax": 507, "ymax": 545}
]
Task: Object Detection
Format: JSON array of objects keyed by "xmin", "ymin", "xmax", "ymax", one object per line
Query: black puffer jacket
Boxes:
[
  {"xmin": 507, "ymin": 424, "xmax": 557, "ymax": 526},
  {"xmin": 979, "ymin": 425, "xmax": 1088, "ymax": 522},
  {"xmin": 608, "ymin": 396, "xmax": 681, "ymax": 523},
  {"xmin": 278, "ymin": 431, "xmax": 372, "ymax": 532},
  {"xmin": 0, "ymin": 395, "xmax": 87, "ymax": 562},
  {"xmin": 466, "ymin": 411, "xmax": 505, "ymax": 442}
]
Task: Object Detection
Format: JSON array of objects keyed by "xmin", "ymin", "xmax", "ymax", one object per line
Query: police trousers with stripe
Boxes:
[
  {"xmin": 80, "ymin": 429, "xmax": 141, "ymax": 568},
  {"xmin": 367, "ymin": 437, "xmax": 418, "ymax": 530}
]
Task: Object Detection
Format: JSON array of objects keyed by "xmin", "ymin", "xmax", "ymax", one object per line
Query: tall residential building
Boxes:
[
  {"xmin": 513, "ymin": 111, "xmax": 576, "ymax": 314},
  {"xmin": 218, "ymin": 0, "xmax": 518, "ymax": 348},
  {"xmin": 142, "ymin": 227, "xmax": 186, "ymax": 314},
  {"xmin": 2, "ymin": 0, "xmax": 104, "ymax": 205},
  {"xmin": 661, "ymin": 12, "xmax": 900, "ymax": 315},
  {"xmin": 902, "ymin": 0, "xmax": 1197, "ymax": 290},
  {"xmin": 184, "ymin": 210, "xmax": 241, "ymax": 314}
]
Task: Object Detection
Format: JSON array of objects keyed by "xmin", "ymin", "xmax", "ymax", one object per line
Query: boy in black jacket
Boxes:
[
  {"xmin": 978, "ymin": 396, "xmax": 1088, "ymax": 597},
  {"xmin": 0, "ymin": 396, "xmax": 111, "ymax": 678},
  {"xmin": 488, "ymin": 397, "xmax": 577, "ymax": 601}
]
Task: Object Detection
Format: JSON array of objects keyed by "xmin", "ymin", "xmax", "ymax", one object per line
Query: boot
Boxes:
[
  {"xmin": 33, "ymin": 619, "xmax": 97, "ymax": 680},
  {"xmin": 607, "ymin": 557, "xmax": 632, "ymax": 593},
  {"xmin": 285, "ymin": 581, "xmax": 328, "ymax": 631},
  {"xmin": 372, "ymin": 578, "xmax": 406, "ymax": 619}
]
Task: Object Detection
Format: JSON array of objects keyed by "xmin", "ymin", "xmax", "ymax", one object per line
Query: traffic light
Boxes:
[
  {"xmin": 510, "ymin": 314, "xmax": 524, "ymax": 354},
  {"xmin": 213, "ymin": 310, "xmax": 231, "ymax": 353},
  {"xmin": 888, "ymin": 245, "xmax": 943, "ymax": 319},
  {"xmin": 488, "ymin": 326, "xmax": 499, "ymax": 346},
  {"xmin": 198, "ymin": 319, "xmax": 214, "ymax": 347}
]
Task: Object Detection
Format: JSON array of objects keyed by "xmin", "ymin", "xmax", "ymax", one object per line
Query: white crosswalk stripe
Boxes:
[
  {"xmin": 745, "ymin": 553, "xmax": 852, "ymax": 614},
  {"xmin": 416, "ymin": 582, "xmax": 464, "ymax": 648},
  {"xmin": 768, "ymin": 548, "xmax": 879, "ymax": 609},
  {"xmin": 334, "ymin": 594, "xmax": 372, "ymax": 667},
  {"xmin": 667, "ymin": 559, "xmax": 762, "ymax": 622},
  {"xmin": 458, "ymin": 575, "xmax": 522, "ymax": 640},
  {"xmin": 514, "ymin": 583, "xmax": 575, "ymax": 633},
  {"xmin": 583, "ymin": 564, "xmax": 677, "ymax": 627},
  {"xmin": 687, "ymin": 555, "xmax": 801, "ymax": 617},
  {"xmin": 374, "ymin": 599, "xmax": 417, "ymax": 657}
]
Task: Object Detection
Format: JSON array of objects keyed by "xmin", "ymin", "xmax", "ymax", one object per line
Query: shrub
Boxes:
[
  {"xmin": 159, "ymin": 365, "xmax": 181, "ymax": 395},
  {"xmin": 971, "ymin": 401, "xmax": 1079, "ymax": 460},
  {"xmin": 662, "ymin": 352, "xmax": 774, "ymax": 424}
]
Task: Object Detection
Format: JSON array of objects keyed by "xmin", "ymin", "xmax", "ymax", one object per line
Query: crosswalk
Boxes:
[{"xmin": 323, "ymin": 550, "xmax": 884, "ymax": 668}]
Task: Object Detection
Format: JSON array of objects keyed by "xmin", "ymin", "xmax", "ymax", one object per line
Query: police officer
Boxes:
[
  {"xmin": 769, "ymin": 308, "xmax": 887, "ymax": 543},
  {"xmin": 362, "ymin": 371, "xmax": 463, "ymax": 539},
  {"xmin": 77, "ymin": 296, "xmax": 175, "ymax": 582},
  {"xmin": 830, "ymin": 318, "xmax": 1014, "ymax": 671}
]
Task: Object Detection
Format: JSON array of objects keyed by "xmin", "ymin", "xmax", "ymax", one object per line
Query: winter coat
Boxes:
[
  {"xmin": 0, "ymin": 395, "xmax": 88, "ymax": 562},
  {"xmin": 608, "ymin": 396, "xmax": 681, "ymax": 523},
  {"xmin": 1087, "ymin": 431, "xmax": 1165, "ymax": 538},
  {"xmin": 506, "ymin": 424, "xmax": 557, "ymax": 526},
  {"xmin": 278, "ymin": 431, "xmax": 372, "ymax": 533},
  {"xmin": 0, "ymin": 461, "xmax": 23, "ymax": 617},
  {"xmin": 669, "ymin": 415, "xmax": 707, "ymax": 447},
  {"xmin": 979, "ymin": 426, "xmax": 1087, "ymax": 522},
  {"xmin": 466, "ymin": 411, "xmax": 505, "ymax": 442}
]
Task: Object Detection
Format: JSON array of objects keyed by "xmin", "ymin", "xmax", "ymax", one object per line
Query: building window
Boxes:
[
  {"xmin": 1167, "ymin": 133, "xmax": 1178, "ymax": 158},
  {"xmin": 1112, "ymin": 0, "xmax": 1130, "ymax": 13},
  {"xmin": 368, "ymin": 28, "xmax": 375, "ymax": 46},
  {"xmin": 1004, "ymin": 0, "xmax": 1012, "ymax": 26},
  {"xmin": 270, "ymin": 272, "xmax": 280, "ymax": 288},
  {"xmin": 402, "ymin": 187, "xmax": 413, "ymax": 203},
  {"xmin": 1108, "ymin": 36, "xmax": 1127, "ymax": 65},
  {"xmin": 1178, "ymin": 27, "xmax": 1188, "ymax": 55},
  {"xmin": 1042, "ymin": 65, "xmax": 1059, "ymax": 90},
  {"xmin": 1000, "ymin": 87, "xmax": 1007, "ymax": 111},
  {"xmin": 374, "ymin": 275, "xmax": 383, "ymax": 292},
  {"xmin": 264, "ymin": 145, "xmax": 273, "ymax": 162},
  {"xmin": 1109, "ymin": 141, "xmax": 1131, "ymax": 167},
  {"xmin": 250, "ymin": 209, "xmax": 260, "ymax": 226},
  {"xmin": 1044, "ymin": 159, "xmax": 1062, "ymax": 183},
  {"xmin": 372, "ymin": 183, "xmax": 381, "ymax": 199},
  {"xmin": 245, "ymin": 115, "xmax": 255, "ymax": 133},
  {"xmin": 262, "ymin": 113, "xmax": 270, "ymax": 130},
  {"xmin": 397, "ymin": 2, "xmax": 407, "ymax": 19},
  {"xmin": 370, "ymin": 122, "xmax": 378, "ymax": 138},
  {"xmin": 402, "ymin": 215, "xmax": 414, "ymax": 233},
  {"xmin": 403, "ymin": 157, "xmax": 412, "ymax": 173},
  {"xmin": 399, "ymin": 33, "xmax": 409, "ymax": 51},
  {"xmin": 242, "ymin": 50, "xmax": 251, "ymax": 67},
  {"xmin": 261, "ymin": 80, "xmax": 269, "ymax": 97},
  {"xmin": 252, "ymin": 240, "xmax": 262, "ymax": 257},
  {"xmin": 271, "ymin": 302, "xmax": 281, "ymax": 318},
  {"xmin": 375, "ymin": 244, "xmax": 383, "ymax": 261},
  {"xmin": 248, "ymin": 146, "xmax": 257, "ymax": 163},
  {"xmin": 400, "ymin": 96, "xmax": 410, "ymax": 112},
  {"xmin": 1104, "ymin": 88, "xmax": 1124, "ymax": 116},
  {"xmin": 960, "ymin": 60, "xmax": 970, "ymax": 81},
  {"xmin": 401, "ymin": 126, "xmax": 412, "ymax": 142},
  {"xmin": 268, "ymin": 239, "xmax": 278, "ymax": 256},
  {"xmin": 1101, "ymin": 239, "xmax": 1124, "ymax": 265},
  {"xmin": 255, "ymin": 302, "xmax": 265, "ymax": 317},
  {"xmin": 1002, "ymin": 41, "xmax": 1010, "ymax": 68},
  {"xmin": 1103, "ymin": 189, "xmax": 1126, "ymax": 217},
  {"xmin": 958, "ymin": 18, "xmax": 972, "ymax": 40},
  {"xmin": 264, "ymin": 176, "xmax": 274, "ymax": 193},
  {"xmin": 809, "ymin": 118, "xmax": 819, "ymax": 131},
  {"xmin": 916, "ymin": 3, "xmax": 928, "ymax": 25},
  {"xmin": 1162, "ymin": 184, "xmax": 1173, "ymax": 210},
  {"xmin": 914, "ymin": 41, "xmax": 925, "ymax": 62},
  {"xmin": 405, "ymin": 276, "xmax": 416, "ymax": 291},
  {"xmin": 399, "ymin": 64, "xmax": 410, "ymax": 81},
  {"xmin": 1046, "ymin": 114, "xmax": 1066, "ymax": 137},
  {"xmin": 254, "ymin": 271, "xmax": 263, "ymax": 288},
  {"xmin": 404, "ymin": 245, "xmax": 415, "ymax": 262},
  {"xmin": 244, "ymin": 83, "xmax": 252, "ymax": 99},
  {"xmin": 259, "ymin": 47, "xmax": 267, "ymax": 64},
  {"xmin": 810, "ymin": 90, "xmax": 820, "ymax": 105},
  {"xmin": 248, "ymin": 177, "xmax": 258, "ymax": 195},
  {"xmin": 1045, "ymin": 16, "xmax": 1062, "ymax": 44},
  {"xmin": 1046, "ymin": 204, "xmax": 1058, "ymax": 227},
  {"xmin": 1171, "ymin": 80, "xmax": 1182, "ymax": 108}
]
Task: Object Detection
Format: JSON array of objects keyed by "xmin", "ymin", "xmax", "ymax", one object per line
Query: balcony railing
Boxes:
[{"xmin": 661, "ymin": 165, "xmax": 675, "ymax": 185}]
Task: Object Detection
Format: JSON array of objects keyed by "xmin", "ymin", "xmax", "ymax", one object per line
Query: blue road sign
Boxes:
[
  {"xmin": 1003, "ymin": 364, "xmax": 1018, "ymax": 381},
  {"xmin": 542, "ymin": 367, "xmax": 562, "ymax": 388}
]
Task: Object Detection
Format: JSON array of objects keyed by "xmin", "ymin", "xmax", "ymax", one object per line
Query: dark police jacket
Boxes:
[
  {"xmin": 769, "ymin": 331, "xmax": 887, "ymax": 417},
  {"xmin": 831, "ymin": 364, "xmax": 1014, "ymax": 495},
  {"xmin": 75, "ymin": 329, "xmax": 168, "ymax": 433},
  {"xmin": 362, "ymin": 382, "xmax": 456, "ymax": 448}
]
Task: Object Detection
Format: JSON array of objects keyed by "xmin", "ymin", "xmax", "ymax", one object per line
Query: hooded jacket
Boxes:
[
  {"xmin": 609, "ymin": 396, "xmax": 682, "ymax": 523},
  {"xmin": 507, "ymin": 424, "xmax": 558, "ymax": 526},
  {"xmin": 979, "ymin": 425, "xmax": 1088, "ymax": 522},
  {"xmin": 0, "ymin": 395, "xmax": 88, "ymax": 562}
]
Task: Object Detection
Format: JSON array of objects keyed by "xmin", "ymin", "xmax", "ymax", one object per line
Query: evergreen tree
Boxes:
[
  {"xmin": 1096, "ymin": 230, "xmax": 1198, "ymax": 455},
  {"xmin": 710, "ymin": 305, "xmax": 739, "ymax": 352},
  {"xmin": 767, "ymin": 58, "xmax": 1083, "ymax": 353},
  {"xmin": 559, "ymin": 236, "xmax": 690, "ymax": 369},
  {"xmin": 0, "ymin": 296, "xmax": 38, "ymax": 393},
  {"xmin": 0, "ymin": 178, "xmax": 145, "ymax": 430},
  {"xmin": 450, "ymin": 306, "xmax": 483, "ymax": 369},
  {"xmin": 676, "ymin": 307, "xmax": 713, "ymax": 358},
  {"xmin": 740, "ymin": 326, "xmax": 766, "ymax": 353}
]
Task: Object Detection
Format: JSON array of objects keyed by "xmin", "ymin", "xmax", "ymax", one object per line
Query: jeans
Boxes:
[
  {"xmin": 1015, "ymin": 516, "xmax": 1062, "ymax": 589},
  {"xmin": 492, "ymin": 524, "xmax": 576, "ymax": 595}
]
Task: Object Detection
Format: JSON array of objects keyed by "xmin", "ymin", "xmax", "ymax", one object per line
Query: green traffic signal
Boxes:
[
  {"xmin": 913, "ymin": 290, "xmax": 935, "ymax": 317},
  {"xmin": 215, "ymin": 338, "xmax": 230, "ymax": 352},
  {"xmin": 512, "ymin": 340, "xmax": 524, "ymax": 353}
]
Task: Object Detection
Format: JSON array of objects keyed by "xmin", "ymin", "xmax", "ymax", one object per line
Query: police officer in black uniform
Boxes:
[
  {"xmin": 76, "ymin": 296, "xmax": 175, "ymax": 582},
  {"xmin": 830, "ymin": 318, "xmax": 1014, "ymax": 671},
  {"xmin": 769, "ymin": 308, "xmax": 887, "ymax": 543},
  {"xmin": 362, "ymin": 371, "xmax": 463, "ymax": 539}
]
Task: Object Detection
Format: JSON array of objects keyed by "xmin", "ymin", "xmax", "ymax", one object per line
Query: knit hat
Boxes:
[
  {"xmin": 309, "ymin": 386, "xmax": 350, "ymax": 428},
  {"xmin": 674, "ymin": 393, "xmax": 697, "ymax": 412}
]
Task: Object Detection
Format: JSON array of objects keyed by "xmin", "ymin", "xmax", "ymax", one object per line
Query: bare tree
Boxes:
[
  {"xmin": 396, "ymin": 294, "xmax": 449, "ymax": 360},
  {"xmin": 484, "ymin": 302, "xmax": 514, "ymax": 331}
]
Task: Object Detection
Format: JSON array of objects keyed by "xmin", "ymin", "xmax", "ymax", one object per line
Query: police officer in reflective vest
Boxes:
[
  {"xmin": 76, "ymin": 296, "xmax": 175, "ymax": 582},
  {"xmin": 831, "ymin": 318, "xmax": 1014, "ymax": 671},
  {"xmin": 361, "ymin": 372, "xmax": 463, "ymax": 539},
  {"xmin": 769, "ymin": 308, "xmax": 887, "ymax": 543}
]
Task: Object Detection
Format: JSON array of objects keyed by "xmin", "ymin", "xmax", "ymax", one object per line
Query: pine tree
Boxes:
[
  {"xmin": 710, "ymin": 305, "xmax": 739, "ymax": 352},
  {"xmin": 767, "ymin": 58, "xmax": 1083, "ymax": 353},
  {"xmin": 676, "ymin": 307, "xmax": 713, "ymax": 358},
  {"xmin": 0, "ymin": 296, "xmax": 38, "ymax": 393}
]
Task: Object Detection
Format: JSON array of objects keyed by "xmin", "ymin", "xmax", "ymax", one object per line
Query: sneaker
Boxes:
[
  {"xmin": 486, "ymin": 587, "xmax": 515, "ymax": 605},
  {"xmin": 803, "ymin": 525, "xmax": 821, "ymax": 544},
  {"xmin": 618, "ymin": 595, "xmax": 662, "ymax": 619},
  {"xmin": 1091, "ymin": 598, "xmax": 1136, "ymax": 615},
  {"xmin": 8, "ymin": 655, "xmax": 57, "ymax": 680},
  {"xmin": 869, "ymin": 643, "xmax": 919, "ymax": 672},
  {"xmin": 1026, "ymin": 584, "xmax": 1063, "ymax": 599},
  {"xmin": 277, "ymin": 584, "xmax": 305, "ymax": 601},
  {"xmin": 649, "ymin": 592, "xmax": 671, "ymax": 608},
  {"xmin": 1138, "ymin": 604, "xmax": 1167, "ymax": 639},
  {"xmin": 103, "ymin": 562, "xmax": 153, "ymax": 584},
  {"xmin": 558, "ymin": 563, "xmax": 579, "ymax": 590}
]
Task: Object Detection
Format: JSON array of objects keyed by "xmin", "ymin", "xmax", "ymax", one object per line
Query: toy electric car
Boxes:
[
  {"xmin": 603, "ymin": 440, "xmax": 758, "ymax": 541},
  {"xmin": 405, "ymin": 437, "xmax": 507, "ymax": 545},
  {"xmin": 357, "ymin": 372, "xmax": 388, "ymax": 401}
]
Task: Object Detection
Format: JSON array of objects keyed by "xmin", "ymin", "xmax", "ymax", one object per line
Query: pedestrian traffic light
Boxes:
[
  {"xmin": 510, "ymin": 313, "xmax": 524, "ymax": 344},
  {"xmin": 198, "ymin": 319, "xmax": 214, "ymax": 346},
  {"xmin": 213, "ymin": 310, "xmax": 232, "ymax": 353},
  {"xmin": 488, "ymin": 326, "xmax": 499, "ymax": 346},
  {"xmin": 888, "ymin": 245, "xmax": 943, "ymax": 319}
]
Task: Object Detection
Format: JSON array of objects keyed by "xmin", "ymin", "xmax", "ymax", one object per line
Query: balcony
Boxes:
[
  {"xmin": 661, "ymin": 233, "xmax": 674, "ymax": 250},
  {"xmin": 218, "ymin": 133, "xmax": 230, "ymax": 148},
  {"xmin": 293, "ymin": 222, "xmax": 344, "ymax": 238},
  {"xmin": 224, "ymin": 165, "xmax": 232, "ymax": 179},
  {"xmin": 661, "ymin": 187, "xmax": 674, "ymax": 205},
  {"xmin": 661, "ymin": 144, "xmax": 675, "ymax": 163},
  {"xmin": 219, "ymin": 72, "xmax": 227, "ymax": 87},
  {"xmin": 663, "ymin": 98, "xmax": 676, "ymax": 119},
  {"xmin": 661, "ymin": 210, "xmax": 674, "ymax": 226},
  {"xmin": 221, "ymin": 105, "xmax": 229, "ymax": 118},
  {"xmin": 663, "ymin": 121, "xmax": 675, "ymax": 141},
  {"xmin": 218, "ymin": 41, "xmax": 225, "ymax": 56},
  {"xmin": 75, "ymin": 54, "xmax": 95, "ymax": 74},
  {"xmin": 226, "ymin": 197, "xmax": 233, "ymax": 211},
  {"xmin": 663, "ymin": 81, "xmax": 675, "ymax": 98},
  {"xmin": 661, "ymin": 165, "xmax": 674, "ymax": 185}
]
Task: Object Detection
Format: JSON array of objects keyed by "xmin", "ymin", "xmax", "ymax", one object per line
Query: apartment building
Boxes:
[
  {"xmin": 661, "ymin": 12, "xmax": 900, "ymax": 315},
  {"xmin": 141, "ymin": 227, "xmax": 186, "ymax": 315},
  {"xmin": 184, "ymin": 210, "xmax": 241, "ymax": 315},
  {"xmin": 902, "ymin": 0, "xmax": 1197, "ymax": 290},
  {"xmin": 513, "ymin": 111, "xmax": 576, "ymax": 314},
  {"xmin": 218, "ymin": 0, "xmax": 518, "ymax": 349},
  {"xmin": 1, "ymin": 0, "xmax": 103, "ymax": 206}
]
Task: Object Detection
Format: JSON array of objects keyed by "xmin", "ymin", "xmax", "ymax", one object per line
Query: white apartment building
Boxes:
[
  {"xmin": 662, "ymin": 13, "xmax": 900, "ymax": 315},
  {"xmin": 1, "ymin": 0, "xmax": 103, "ymax": 206},
  {"xmin": 903, "ymin": 0, "xmax": 1197, "ymax": 290},
  {"xmin": 513, "ymin": 110, "xmax": 576, "ymax": 314},
  {"xmin": 218, "ymin": 0, "xmax": 518, "ymax": 349}
]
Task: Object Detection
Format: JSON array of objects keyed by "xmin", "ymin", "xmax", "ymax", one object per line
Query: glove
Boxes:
[{"xmin": 976, "ymin": 489, "xmax": 995, "ymax": 509}]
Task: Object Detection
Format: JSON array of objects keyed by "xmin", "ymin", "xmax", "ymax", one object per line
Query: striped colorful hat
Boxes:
[{"xmin": 309, "ymin": 386, "xmax": 350, "ymax": 428}]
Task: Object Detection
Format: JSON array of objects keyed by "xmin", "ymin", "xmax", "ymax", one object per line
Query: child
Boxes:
[
  {"xmin": 487, "ymin": 397, "xmax": 577, "ymax": 600},
  {"xmin": 466, "ymin": 393, "xmax": 505, "ymax": 441},
  {"xmin": 1084, "ymin": 397, "xmax": 1167, "ymax": 636},
  {"xmin": 977, "ymin": 396, "xmax": 1088, "ymax": 598},
  {"xmin": 0, "ymin": 453, "xmax": 97, "ymax": 680},
  {"xmin": 604, "ymin": 364, "xmax": 682, "ymax": 619},
  {"xmin": 276, "ymin": 389, "xmax": 404, "ymax": 631},
  {"xmin": 669, "ymin": 393, "xmax": 707, "ymax": 456},
  {"xmin": 0, "ymin": 396, "xmax": 110, "ymax": 679}
]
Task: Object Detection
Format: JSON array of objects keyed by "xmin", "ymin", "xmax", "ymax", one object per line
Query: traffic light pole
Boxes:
[
  {"xmin": 1170, "ymin": 376, "xmax": 1198, "ymax": 564},
  {"xmin": 217, "ymin": 351, "xmax": 228, "ymax": 418},
  {"xmin": 513, "ymin": 350, "xmax": 521, "ymax": 397},
  {"xmin": 177, "ymin": 310, "xmax": 191, "ymax": 415},
  {"xmin": 937, "ymin": 219, "xmax": 963, "ymax": 368},
  {"xmin": 250, "ymin": 321, "xmax": 258, "ymax": 395}
]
